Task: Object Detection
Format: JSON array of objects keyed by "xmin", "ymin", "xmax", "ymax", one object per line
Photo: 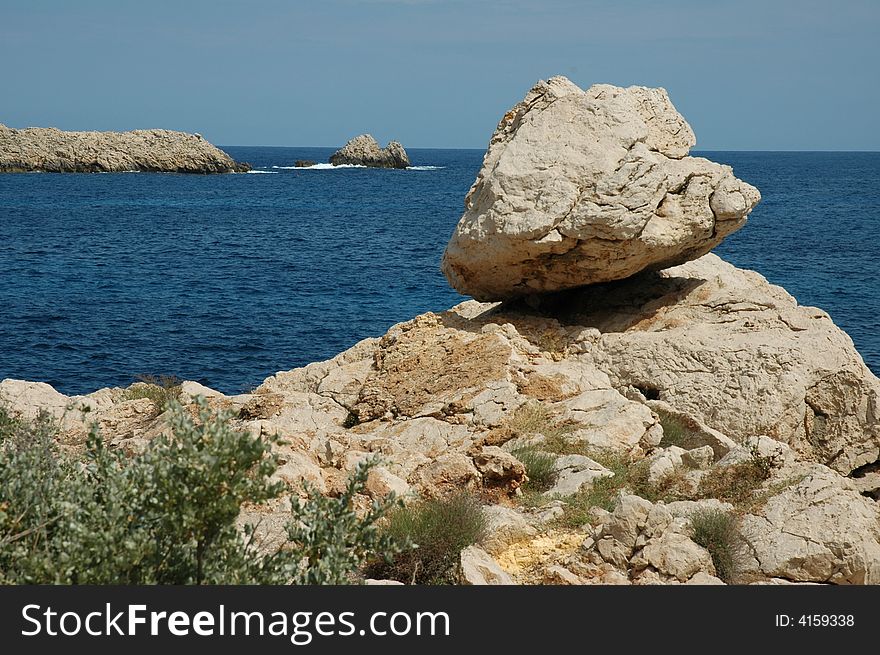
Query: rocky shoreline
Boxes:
[
  {"xmin": 3, "ymin": 77, "xmax": 879, "ymax": 585},
  {"xmin": 0, "ymin": 124, "xmax": 249, "ymax": 173},
  {"xmin": 3, "ymin": 252, "xmax": 879, "ymax": 585}
]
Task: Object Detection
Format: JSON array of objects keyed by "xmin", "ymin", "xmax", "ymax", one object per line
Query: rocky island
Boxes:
[
  {"xmin": 329, "ymin": 134, "xmax": 410, "ymax": 168},
  {"xmin": 0, "ymin": 124, "xmax": 249, "ymax": 173},
  {"xmin": 3, "ymin": 77, "xmax": 879, "ymax": 585}
]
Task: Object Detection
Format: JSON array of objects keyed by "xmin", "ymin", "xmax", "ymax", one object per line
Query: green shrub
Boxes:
[
  {"xmin": 122, "ymin": 374, "xmax": 182, "ymax": 415},
  {"xmin": 513, "ymin": 448, "xmax": 558, "ymax": 492},
  {"xmin": 552, "ymin": 450, "xmax": 688, "ymax": 528},
  {"xmin": 689, "ymin": 508, "xmax": 746, "ymax": 583},
  {"xmin": 0, "ymin": 401, "xmax": 401, "ymax": 584},
  {"xmin": 285, "ymin": 462, "xmax": 405, "ymax": 585},
  {"xmin": 369, "ymin": 492, "xmax": 487, "ymax": 584},
  {"xmin": 696, "ymin": 445, "xmax": 774, "ymax": 510},
  {"xmin": 659, "ymin": 414, "xmax": 690, "ymax": 448},
  {"xmin": 508, "ymin": 403, "xmax": 572, "ymax": 442}
]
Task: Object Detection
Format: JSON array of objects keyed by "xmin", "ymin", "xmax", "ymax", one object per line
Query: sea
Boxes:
[{"xmin": 0, "ymin": 148, "xmax": 877, "ymax": 396}]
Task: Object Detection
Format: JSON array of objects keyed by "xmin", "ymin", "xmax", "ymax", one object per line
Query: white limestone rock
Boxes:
[{"xmin": 441, "ymin": 76, "xmax": 759, "ymax": 300}]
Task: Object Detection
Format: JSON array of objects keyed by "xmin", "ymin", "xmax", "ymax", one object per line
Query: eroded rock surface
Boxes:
[
  {"xmin": 328, "ymin": 134, "xmax": 410, "ymax": 169},
  {"xmin": 0, "ymin": 124, "xmax": 249, "ymax": 173},
  {"xmin": 441, "ymin": 76, "xmax": 760, "ymax": 300}
]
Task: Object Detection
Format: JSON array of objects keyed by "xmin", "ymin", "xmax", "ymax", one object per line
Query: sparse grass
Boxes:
[
  {"xmin": 550, "ymin": 450, "xmax": 694, "ymax": 528},
  {"xmin": 507, "ymin": 402, "xmax": 569, "ymax": 440},
  {"xmin": 689, "ymin": 508, "xmax": 747, "ymax": 583},
  {"xmin": 524, "ymin": 328, "xmax": 569, "ymax": 360},
  {"xmin": 541, "ymin": 433, "xmax": 591, "ymax": 456},
  {"xmin": 123, "ymin": 374, "xmax": 181, "ymax": 415},
  {"xmin": 552, "ymin": 451, "xmax": 654, "ymax": 528},
  {"xmin": 481, "ymin": 402, "xmax": 575, "ymax": 449},
  {"xmin": 512, "ymin": 448, "xmax": 558, "ymax": 492},
  {"xmin": 367, "ymin": 492, "xmax": 487, "ymax": 584},
  {"xmin": 696, "ymin": 445, "xmax": 774, "ymax": 510},
  {"xmin": 659, "ymin": 414, "xmax": 691, "ymax": 448}
]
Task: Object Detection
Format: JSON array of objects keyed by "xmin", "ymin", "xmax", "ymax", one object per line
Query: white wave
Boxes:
[
  {"xmin": 407, "ymin": 165, "xmax": 445, "ymax": 171},
  {"xmin": 246, "ymin": 170, "xmax": 279, "ymax": 174},
  {"xmin": 271, "ymin": 163, "xmax": 368, "ymax": 170}
]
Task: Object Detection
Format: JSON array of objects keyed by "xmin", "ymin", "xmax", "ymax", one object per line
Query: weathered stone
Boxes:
[
  {"xmin": 740, "ymin": 464, "xmax": 880, "ymax": 584},
  {"xmin": 364, "ymin": 466, "xmax": 410, "ymax": 499},
  {"xmin": 329, "ymin": 134, "xmax": 410, "ymax": 169},
  {"xmin": 413, "ymin": 453, "xmax": 481, "ymax": 498},
  {"xmin": 480, "ymin": 505, "xmax": 538, "ymax": 555},
  {"xmin": 603, "ymin": 494, "xmax": 654, "ymax": 549},
  {"xmin": 560, "ymin": 390, "xmax": 659, "ymax": 454},
  {"xmin": 0, "ymin": 124, "xmax": 248, "ymax": 173},
  {"xmin": 545, "ymin": 454, "xmax": 612, "ymax": 496},
  {"xmin": 460, "ymin": 546, "xmax": 517, "ymax": 585},
  {"xmin": 580, "ymin": 254, "xmax": 880, "ymax": 475},
  {"xmin": 681, "ymin": 445, "xmax": 716, "ymax": 470},
  {"xmin": 686, "ymin": 572, "xmax": 726, "ymax": 585},
  {"xmin": 542, "ymin": 565, "xmax": 582, "ymax": 585},
  {"xmin": 441, "ymin": 76, "xmax": 759, "ymax": 300},
  {"xmin": 472, "ymin": 446, "xmax": 527, "ymax": 490},
  {"xmin": 631, "ymin": 530, "xmax": 715, "ymax": 582}
]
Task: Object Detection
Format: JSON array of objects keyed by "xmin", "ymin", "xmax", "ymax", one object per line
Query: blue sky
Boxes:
[{"xmin": 2, "ymin": 0, "xmax": 878, "ymax": 149}]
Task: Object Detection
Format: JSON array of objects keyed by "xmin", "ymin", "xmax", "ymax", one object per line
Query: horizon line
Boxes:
[{"xmin": 219, "ymin": 144, "xmax": 880, "ymax": 153}]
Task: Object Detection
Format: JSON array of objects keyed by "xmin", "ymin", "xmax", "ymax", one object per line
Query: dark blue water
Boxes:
[{"xmin": 0, "ymin": 148, "xmax": 877, "ymax": 395}]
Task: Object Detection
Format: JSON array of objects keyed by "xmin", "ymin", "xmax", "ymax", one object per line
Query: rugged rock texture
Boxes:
[
  {"xmin": 329, "ymin": 134, "xmax": 410, "ymax": 169},
  {"xmin": 0, "ymin": 124, "xmax": 249, "ymax": 173},
  {"xmin": 441, "ymin": 77, "xmax": 760, "ymax": 300},
  {"xmin": 3, "ymin": 77, "xmax": 878, "ymax": 587},
  {"xmin": 574, "ymin": 254, "xmax": 880, "ymax": 475},
  {"xmin": 4, "ymin": 250, "xmax": 879, "ymax": 585}
]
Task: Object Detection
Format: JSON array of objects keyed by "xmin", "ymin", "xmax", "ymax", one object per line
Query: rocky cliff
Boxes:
[
  {"xmin": 329, "ymin": 134, "xmax": 410, "ymax": 168},
  {"xmin": 0, "ymin": 124, "xmax": 249, "ymax": 173}
]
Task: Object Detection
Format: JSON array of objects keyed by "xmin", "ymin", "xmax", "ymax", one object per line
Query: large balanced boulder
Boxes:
[
  {"xmin": 329, "ymin": 134, "xmax": 410, "ymax": 168},
  {"xmin": 0, "ymin": 124, "xmax": 249, "ymax": 173},
  {"xmin": 441, "ymin": 76, "xmax": 760, "ymax": 300}
]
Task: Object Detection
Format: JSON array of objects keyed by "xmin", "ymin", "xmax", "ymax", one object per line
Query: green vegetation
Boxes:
[
  {"xmin": 368, "ymin": 492, "xmax": 487, "ymax": 584},
  {"xmin": 696, "ymin": 445, "xmax": 774, "ymax": 510},
  {"xmin": 689, "ymin": 508, "xmax": 746, "ymax": 583},
  {"xmin": 659, "ymin": 414, "xmax": 692, "ymax": 448},
  {"xmin": 513, "ymin": 447, "xmax": 558, "ymax": 492},
  {"xmin": 507, "ymin": 402, "xmax": 572, "ymax": 442},
  {"xmin": 122, "ymin": 374, "xmax": 182, "ymax": 415},
  {"xmin": 548, "ymin": 449, "xmax": 696, "ymax": 529},
  {"xmin": 0, "ymin": 401, "xmax": 402, "ymax": 584},
  {"xmin": 552, "ymin": 451, "xmax": 656, "ymax": 528}
]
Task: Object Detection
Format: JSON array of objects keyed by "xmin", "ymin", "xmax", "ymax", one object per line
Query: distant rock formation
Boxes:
[
  {"xmin": 329, "ymin": 134, "xmax": 410, "ymax": 169},
  {"xmin": 441, "ymin": 77, "xmax": 760, "ymax": 301},
  {"xmin": 0, "ymin": 124, "xmax": 250, "ymax": 173},
  {"xmin": 294, "ymin": 160, "xmax": 316, "ymax": 168}
]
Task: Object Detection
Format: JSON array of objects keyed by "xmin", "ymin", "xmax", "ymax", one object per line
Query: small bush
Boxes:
[
  {"xmin": 0, "ymin": 401, "xmax": 401, "ymax": 584},
  {"xmin": 123, "ymin": 374, "xmax": 182, "ymax": 415},
  {"xmin": 285, "ymin": 460, "xmax": 405, "ymax": 585},
  {"xmin": 551, "ymin": 450, "xmax": 694, "ymax": 528},
  {"xmin": 513, "ymin": 448, "xmax": 558, "ymax": 492},
  {"xmin": 690, "ymin": 508, "xmax": 747, "ymax": 583},
  {"xmin": 659, "ymin": 414, "xmax": 691, "ymax": 448},
  {"xmin": 553, "ymin": 451, "xmax": 654, "ymax": 527},
  {"xmin": 369, "ymin": 492, "xmax": 487, "ymax": 584},
  {"xmin": 697, "ymin": 445, "xmax": 774, "ymax": 509}
]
